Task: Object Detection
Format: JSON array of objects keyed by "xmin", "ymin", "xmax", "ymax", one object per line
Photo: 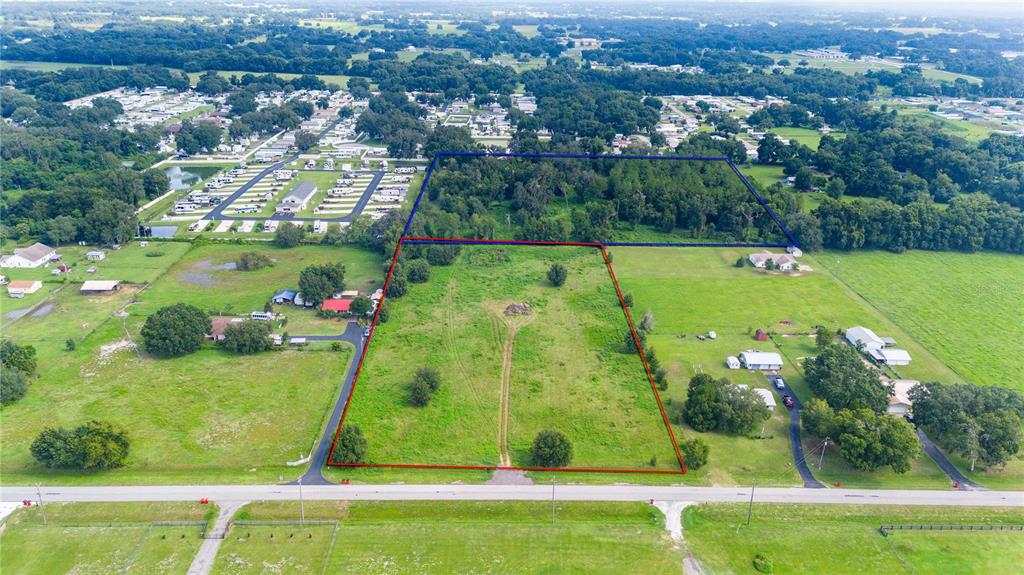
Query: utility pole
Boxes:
[
  {"xmin": 298, "ymin": 477, "xmax": 305, "ymax": 527},
  {"xmin": 36, "ymin": 484, "xmax": 47, "ymax": 526},
  {"xmin": 550, "ymin": 477, "xmax": 556, "ymax": 525},
  {"xmin": 819, "ymin": 438, "xmax": 829, "ymax": 469},
  {"xmin": 745, "ymin": 479, "xmax": 756, "ymax": 526}
]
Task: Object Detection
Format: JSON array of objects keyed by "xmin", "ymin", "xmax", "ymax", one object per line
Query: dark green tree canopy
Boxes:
[
  {"xmin": 804, "ymin": 344, "xmax": 890, "ymax": 413},
  {"xmin": 30, "ymin": 420, "xmax": 131, "ymax": 470},
  {"xmin": 910, "ymin": 382, "xmax": 1024, "ymax": 469},
  {"xmin": 331, "ymin": 425, "xmax": 368, "ymax": 464},
  {"xmin": 531, "ymin": 429, "xmax": 573, "ymax": 467},
  {"xmin": 1, "ymin": 340, "xmax": 38, "ymax": 375},
  {"xmin": 273, "ymin": 223, "xmax": 306, "ymax": 248},
  {"xmin": 140, "ymin": 303, "xmax": 211, "ymax": 357},
  {"xmin": 298, "ymin": 263, "xmax": 346, "ymax": 306},
  {"xmin": 219, "ymin": 320, "xmax": 273, "ymax": 354},
  {"xmin": 0, "ymin": 365, "xmax": 31, "ymax": 406}
]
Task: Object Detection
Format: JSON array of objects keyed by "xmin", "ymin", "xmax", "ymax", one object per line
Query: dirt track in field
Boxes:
[{"xmin": 497, "ymin": 320, "xmax": 520, "ymax": 467}]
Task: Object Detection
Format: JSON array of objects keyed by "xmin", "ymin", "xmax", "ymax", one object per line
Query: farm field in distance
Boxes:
[
  {"xmin": 214, "ymin": 500, "xmax": 682, "ymax": 574},
  {"xmin": 813, "ymin": 250, "xmax": 1024, "ymax": 391},
  {"xmin": 338, "ymin": 244, "xmax": 681, "ymax": 474},
  {"xmin": 684, "ymin": 503, "xmax": 1024, "ymax": 574},
  {"xmin": 0, "ymin": 502, "xmax": 214, "ymax": 574},
  {"xmin": 610, "ymin": 246, "xmax": 966, "ymax": 488}
]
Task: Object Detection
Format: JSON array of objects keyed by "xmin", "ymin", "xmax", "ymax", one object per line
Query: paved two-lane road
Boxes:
[{"xmin": 3, "ymin": 484, "xmax": 1021, "ymax": 507}]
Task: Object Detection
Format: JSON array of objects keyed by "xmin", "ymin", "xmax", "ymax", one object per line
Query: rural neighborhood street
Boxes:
[{"xmin": 4, "ymin": 484, "xmax": 1021, "ymax": 507}]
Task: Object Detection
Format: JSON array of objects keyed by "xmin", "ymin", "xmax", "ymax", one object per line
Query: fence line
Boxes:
[
  {"xmin": 880, "ymin": 524, "xmax": 1024, "ymax": 536},
  {"xmin": 233, "ymin": 519, "xmax": 337, "ymax": 527}
]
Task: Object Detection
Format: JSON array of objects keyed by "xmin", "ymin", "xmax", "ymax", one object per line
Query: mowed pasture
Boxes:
[
  {"xmin": 340, "ymin": 245, "xmax": 680, "ymax": 473},
  {"xmin": 813, "ymin": 250, "xmax": 1024, "ymax": 391},
  {"xmin": 1, "ymin": 243, "xmax": 382, "ymax": 484},
  {"xmin": 1, "ymin": 502, "xmax": 212, "ymax": 574},
  {"xmin": 610, "ymin": 247, "xmax": 961, "ymax": 487},
  {"xmin": 213, "ymin": 501, "xmax": 682, "ymax": 574},
  {"xmin": 684, "ymin": 503, "xmax": 1024, "ymax": 575}
]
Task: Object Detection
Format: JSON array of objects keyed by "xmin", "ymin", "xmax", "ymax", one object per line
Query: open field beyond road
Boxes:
[
  {"xmin": 685, "ymin": 503, "xmax": 1024, "ymax": 574},
  {"xmin": 212, "ymin": 500, "xmax": 681, "ymax": 574},
  {"xmin": 0, "ymin": 502, "xmax": 213, "ymax": 574}
]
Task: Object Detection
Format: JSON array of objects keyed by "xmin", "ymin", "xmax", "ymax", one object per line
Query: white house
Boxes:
[
  {"xmin": 739, "ymin": 350, "xmax": 784, "ymax": 370},
  {"xmin": 845, "ymin": 326, "xmax": 886, "ymax": 352},
  {"xmin": 747, "ymin": 250, "xmax": 799, "ymax": 271},
  {"xmin": 726, "ymin": 356, "xmax": 741, "ymax": 369},
  {"xmin": 886, "ymin": 379, "xmax": 920, "ymax": 416},
  {"xmin": 0, "ymin": 243, "xmax": 56, "ymax": 269},
  {"xmin": 85, "ymin": 250, "xmax": 106, "ymax": 261}
]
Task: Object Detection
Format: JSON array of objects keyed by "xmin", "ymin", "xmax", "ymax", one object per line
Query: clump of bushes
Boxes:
[
  {"xmin": 547, "ymin": 263, "xmax": 567, "ymax": 286},
  {"xmin": 219, "ymin": 320, "xmax": 272, "ymax": 354},
  {"xmin": 236, "ymin": 251, "xmax": 274, "ymax": 271},
  {"xmin": 331, "ymin": 425, "xmax": 367, "ymax": 464},
  {"xmin": 407, "ymin": 367, "xmax": 442, "ymax": 407},
  {"xmin": 531, "ymin": 429, "xmax": 573, "ymax": 467},
  {"xmin": 1, "ymin": 340, "xmax": 37, "ymax": 406},
  {"xmin": 31, "ymin": 420, "xmax": 130, "ymax": 470}
]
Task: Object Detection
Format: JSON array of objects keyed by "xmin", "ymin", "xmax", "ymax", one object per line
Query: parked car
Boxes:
[
  {"xmin": 782, "ymin": 395, "xmax": 794, "ymax": 408},
  {"xmin": 774, "ymin": 377, "xmax": 785, "ymax": 390}
]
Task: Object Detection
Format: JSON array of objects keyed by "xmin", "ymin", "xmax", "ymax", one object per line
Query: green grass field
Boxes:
[
  {"xmin": 1, "ymin": 243, "xmax": 384, "ymax": 484},
  {"xmin": 813, "ymin": 250, "xmax": 1024, "ymax": 489},
  {"xmin": 133, "ymin": 243, "xmax": 384, "ymax": 316},
  {"xmin": 877, "ymin": 101, "xmax": 996, "ymax": 143},
  {"xmin": 765, "ymin": 52, "xmax": 982, "ymax": 85},
  {"xmin": 739, "ymin": 164, "xmax": 786, "ymax": 188},
  {"xmin": 1, "ymin": 318, "xmax": 351, "ymax": 484},
  {"xmin": 684, "ymin": 503, "xmax": 1024, "ymax": 574},
  {"xmin": 0, "ymin": 59, "xmax": 127, "ymax": 72},
  {"xmin": 1, "ymin": 502, "xmax": 213, "ymax": 574},
  {"xmin": 768, "ymin": 127, "xmax": 845, "ymax": 151},
  {"xmin": 814, "ymin": 251, "xmax": 1024, "ymax": 390},
  {"xmin": 610, "ymin": 247, "xmax": 964, "ymax": 487},
  {"xmin": 340, "ymin": 245, "xmax": 680, "ymax": 473},
  {"xmin": 513, "ymin": 24, "xmax": 541, "ymax": 38},
  {"xmin": 213, "ymin": 501, "xmax": 681, "ymax": 574}
]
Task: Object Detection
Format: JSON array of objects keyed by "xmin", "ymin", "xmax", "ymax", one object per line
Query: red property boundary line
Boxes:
[{"xmin": 327, "ymin": 238, "xmax": 687, "ymax": 474}]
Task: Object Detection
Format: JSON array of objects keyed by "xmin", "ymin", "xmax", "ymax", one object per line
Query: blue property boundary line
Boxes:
[{"xmin": 400, "ymin": 151, "xmax": 800, "ymax": 249}]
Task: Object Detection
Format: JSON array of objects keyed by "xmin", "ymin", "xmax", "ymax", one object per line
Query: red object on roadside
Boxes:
[
  {"xmin": 953, "ymin": 482, "xmax": 960, "ymax": 489},
  {"xmin": 835, "ymin": 482, "xmax": 842, "ymax": 488},
  {"xmin": 200, "ymin": 498, "xmax": 209, "ymax": 504},
  {"xmin": 341, "ymin": 479, "xmax": 350, "ymax": 485},
  {"xmin": 23, "ymin": 500, "xmax": 32, "ymax": 506}
]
